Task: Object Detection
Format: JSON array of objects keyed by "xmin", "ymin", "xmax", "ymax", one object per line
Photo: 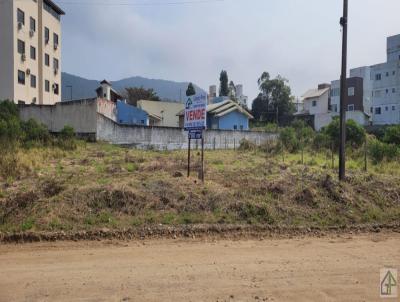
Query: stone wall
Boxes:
[{"xmin": 97, "ymin": 114, "xmax": 276, "ymax": 150}]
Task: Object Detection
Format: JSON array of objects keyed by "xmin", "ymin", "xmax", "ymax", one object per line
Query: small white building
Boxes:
[{"xmin": 296, "ymin": 84, "xmax": 331, "ymax": 131}]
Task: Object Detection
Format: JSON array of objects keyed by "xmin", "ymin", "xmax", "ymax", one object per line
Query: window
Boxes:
[
  {"xmin": 347, "ymin": 104, "xmax": 355, "ymax": 111},
  {"xmin": 45, "ymin": 27, "xmax": 50, "ymax": 44},
  {"xmin": 45, "ymin": 53, "xmax": 50, "ymax": 66},
  {"xmin": 374, "ymin": 90, "xmax": 382, "ymax": 98},
  {"xmin": 386, "ymin": 72, "xmax": 389, "ymax": 77},
  {"xmin": 30, "ymin": 74, "xmax": 36, "ymax": 88},
  {"xmin": 392, "ymin": 106, "xmax": 396, "ymax": 111},
  {"xmin": 331, "ymin": 104, "xmax": 338, "ymax": 112},
  {"xmin": 370, "ymin": 107, "xmax": 373, "ymax": 113},
  {"xmin": 18, "ymin": 70, "xmax": 25, "ymax": 85},
  {"xmin": 234, "ymin": 125, "xmax": 238, "ymax": 130},
  {"xmin": 393, "ymin": 88, "xmax": 396, "ymax": 93},
  {"xmin": 17, "ymin": 9, "xmax": 24, "ymax": 25},
  {"xmin": 385, "ymin": 106, "xmax": 389, "ymax": 111},
  {"xmin": 240, "ymin": 125, "xmax": 244, "ymax": 130},
  {"xmin": 53, "ymin": 33, "xmax": 59, "ymax": 48},
  {"xmin": 393, "ymin": 71, "xmax": 396, "ymax": 76},
  {"xmin": 53, "ymin": 58, "xmax": 59, "ymax": 70},
  {"xmin": 17, "ymin": 39, "xmax": 25, "ymax": 54},
  {"xmin": 30, "ymin": 46, "xmax": 36, "ymax": 60},
  {"xmin": 29, "ymin": 17, "xmax": 35, "ymax": 32},
  {"xmin": 386, "ymin": 89, "xmax": 389, "ymax": 94},
  {"xmin": 53, "ymin": 83, "xmax": 59, "ymax": 95},
  {"xmin": 312, "ymin": 100, "xmax": 317, "ymax": 107},
  {"xmin": 45, "ymin": 80, "xmax": 50, "ymax": 92},
  {"xmin": 375, "ymin": 73, "xmax": 382, "ymax": 81},
  {"xmin": 348, "ymin": 87, "xmax": 355, "ymax": 96},
  {"xmin": 375, "ymin": 107, "xmax": 381, "ymax": 115}
]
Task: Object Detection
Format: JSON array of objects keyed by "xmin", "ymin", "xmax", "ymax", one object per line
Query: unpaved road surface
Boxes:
[{"xmin": 1, "ymin": 233, "xmax": 400, "ymax": 302}]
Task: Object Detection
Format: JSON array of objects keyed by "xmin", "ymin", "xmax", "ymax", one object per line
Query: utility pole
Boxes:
[{"xmin": 339, "ymin": 0, "xmax": 348, "ymax": 181}]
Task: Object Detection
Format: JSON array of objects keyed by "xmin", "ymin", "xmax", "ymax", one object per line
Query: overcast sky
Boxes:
[{"xmin": 60, "ymin": 0, "xmax": 400, "ymax": 102}]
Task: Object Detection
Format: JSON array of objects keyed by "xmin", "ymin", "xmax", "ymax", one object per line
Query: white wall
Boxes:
[{"xmin": 303, "ymin": 92, "xmax": 329, "ymax": 115}]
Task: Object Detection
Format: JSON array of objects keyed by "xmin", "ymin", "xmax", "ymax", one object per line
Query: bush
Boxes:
[
  {"xmin": 60, "ymin": 125, "xmax": 75, "ymax": 140},
  {"xmin": 279, "ymin": 127, "xmax": 298, "ymax": 153},
  {"xmin": 55, "ymin": 125, "xmax": 77, "ymax": 150},
  {"xmin": 238, "ymin": 139, "xmax": 257, "ymax": 151},
  {"xmin": 322, "ymin": 118, "xmax": 366, "ymax": 149},
  {"xmin": 368, "ymin": 138, "xmax": 399, "ymax": 163},
  {"xmin": 383, "ymin": 125, "xmax": 400, "ymax": 145},
  {"xmin": 21, "ymin": 119, "xmax": 50, "ymax": 146}
]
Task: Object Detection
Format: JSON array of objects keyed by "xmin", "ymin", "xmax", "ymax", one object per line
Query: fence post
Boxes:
[
  {"xmin": 213, "ymin": 137, "xmax": 216, "ymax": 150},
  {"xmin": 234, "ymin": 138, "xmax": 236, "ymax": 150},
  {"xmin": 364, "ymin": 138, "xmax": 368, "ymax": 172}
]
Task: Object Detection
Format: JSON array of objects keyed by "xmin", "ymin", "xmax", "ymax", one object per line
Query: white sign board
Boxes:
[{"xmin": 184, "ymin": 93, "xmax": 207, "ymax": 130}]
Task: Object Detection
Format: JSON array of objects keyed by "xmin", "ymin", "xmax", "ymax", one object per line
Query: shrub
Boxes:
[
  {"xmin": 322, "ymin": 118, "xmax": 366, "ymax": 149},
  {"xmin": 368, "ymin": 138, "xmax": 399, "ymax": 163},
  {"xmin": 21, "ymin": 119, "xmax": 50, "ymax": 146},
  {"xmin": 383, "ymin": 125, "xmax": 400, "ymax": 145},
  {"xmin": 60, "ymin": 125, "xmax": 75, "ymax": 140},
  {"xmin": 279, "ymin": 127, "xmax": 298, "ymax": 153},
  {"xmin": 55, "ymin": 126, "xmax": 77, "ymax": 150},
  {"xmin": 238, "ymin": 139, "xmax": 257, "ymax": 151}
]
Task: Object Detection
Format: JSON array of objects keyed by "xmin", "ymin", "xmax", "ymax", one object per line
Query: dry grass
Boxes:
[{"xmin": 1, "ymin": 142, "xmax": 400, "ymax": 232}]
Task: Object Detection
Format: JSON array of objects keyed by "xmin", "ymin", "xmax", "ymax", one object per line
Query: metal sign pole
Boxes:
[
  {"xmin": 187, "ymin": 137, "xmax": 191, "ymax": 177},
  {"xmin": 201, "ymin": 135, "xmax": 205, "ymax": 183}
]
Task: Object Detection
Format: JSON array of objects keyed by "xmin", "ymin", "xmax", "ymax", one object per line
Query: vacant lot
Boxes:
[
  {"xmin": 1, "ymin": 142, "xmax": 400, "ymax": 234},
  {"xmin": 1, "ymin": 233, "xmax": 399, "ymax": 301}
]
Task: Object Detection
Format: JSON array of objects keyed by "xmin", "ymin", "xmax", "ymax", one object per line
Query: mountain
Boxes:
[{"xmin": 61, "ymin": 72, "xmax": 206, "ymax": 102}]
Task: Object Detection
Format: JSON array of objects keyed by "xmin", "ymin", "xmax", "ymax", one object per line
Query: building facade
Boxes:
[
  {"xmin": 330, "ymin": 67, "xmax": 372, "ymax": 126},
  {"xmin": 296, "ymin": 84, "xmax": 331, "ymax": 131},
  {"xmin": 0, "ymin": 0, "xmax": 65, "ymax": 105},
  {"xmin": 370, "ymin": 35, "xmax": 400, "ymax": 125},
  {"xmin": 137, "ymin": 100, "xmax": 184, "ymax": 128}
]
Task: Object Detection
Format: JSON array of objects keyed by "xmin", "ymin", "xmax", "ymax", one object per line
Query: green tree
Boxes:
[
  {"xmin": 124, "ymin": 87, "xmax": 161, "ymax": 106},
  {"xmin": 186, "ymin": 82, "xmax": 196, "ymax": 97},
  {"xmin": 322, "ymin": 118, "xmax": 366, "ymax": 149},
  {"xmin": 219, "ymin": 70, "xmax": 229, "ymax": 97},
  {"xmin": 251, "ymin": 72, "xmax": 295, "ymax": 123}
]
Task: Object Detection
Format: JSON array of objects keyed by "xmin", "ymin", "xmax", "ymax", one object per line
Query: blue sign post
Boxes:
[{"xmin": 185, "ymin": 93, "xmax": 207, "ymax": 182}]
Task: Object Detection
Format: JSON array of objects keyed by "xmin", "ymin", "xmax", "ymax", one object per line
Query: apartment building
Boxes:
[
  {"xmin": 0, "ymin": 0, "xmax": 65, "ymax": 105},
  {"xmin": 330, "ymin": 66, "xmax": 372, "ymax": 126},
  {"xmin": 370, "ymin": 35, "xmax": 400, "ymax": 125}
]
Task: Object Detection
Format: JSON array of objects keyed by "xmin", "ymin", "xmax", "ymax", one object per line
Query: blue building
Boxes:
[
  {"xmin": 207, "ymin": 100, "xmax": 253, "ymax": 130},
  {"xmin": 178, "ymin": 99, "xmax": 253, "ymax": 130},
  {"xmin": 116, "ymin": 101, "xmax": 149, "ymax": 126}
]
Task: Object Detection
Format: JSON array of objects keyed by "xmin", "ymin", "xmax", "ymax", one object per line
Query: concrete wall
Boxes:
[
  {"xmin": 20, "ymin": 99, "xmax": 98, "ymax": 133},
  {"xmin": 96, "ymin": 114, "xmax": 276, "ymax": 150}
]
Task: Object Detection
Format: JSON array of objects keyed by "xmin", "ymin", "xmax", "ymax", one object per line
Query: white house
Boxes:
[{"xmin": 296, "ymin": 84, "xmax": 331, "ymax": 131}]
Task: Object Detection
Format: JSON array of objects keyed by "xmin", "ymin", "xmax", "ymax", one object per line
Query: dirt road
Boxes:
[{"xmin": 1, "ymin": 233, "xmax": 399, "ymax": 302}]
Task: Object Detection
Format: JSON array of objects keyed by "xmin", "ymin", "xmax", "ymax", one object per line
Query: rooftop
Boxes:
[{"xmin": 44, "ymin": 0, "xmax": 65, "ymax": 15}]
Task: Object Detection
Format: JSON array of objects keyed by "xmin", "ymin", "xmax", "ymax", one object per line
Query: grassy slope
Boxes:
[{"xmin": 1, "ymin": 142, "xmax": 400, "ymax": 233}]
